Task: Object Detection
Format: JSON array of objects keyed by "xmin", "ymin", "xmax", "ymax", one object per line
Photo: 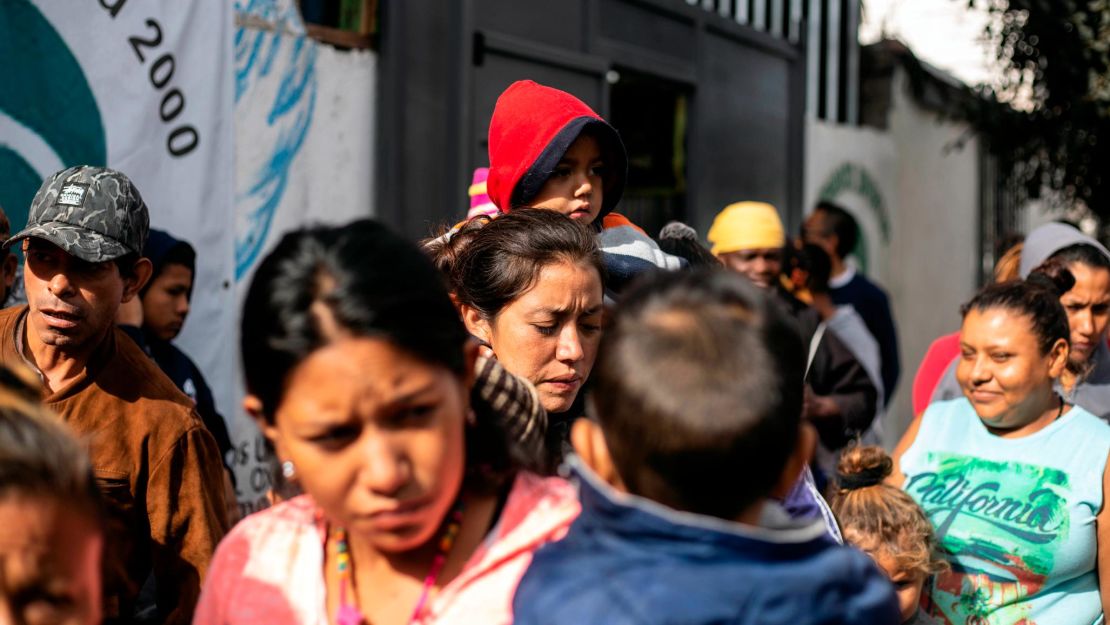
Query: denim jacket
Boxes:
[{"xmin": 513, "ymin": 458, "xmax": 899, "ymax": 625}]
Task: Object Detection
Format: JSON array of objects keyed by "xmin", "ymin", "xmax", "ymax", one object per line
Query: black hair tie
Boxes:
[
  {"xmin": 1026, "ymin": 272, "xmax": 1056, "ymax": 292},
  {"xmin": 837, "ymin": 466, "xmax": 887, "ymax": 490}
]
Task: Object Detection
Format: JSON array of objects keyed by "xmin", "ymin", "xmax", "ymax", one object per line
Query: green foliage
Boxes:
[{"xmin": 965, "ymin": 0, "xmax": 1110, "ymax": 215}]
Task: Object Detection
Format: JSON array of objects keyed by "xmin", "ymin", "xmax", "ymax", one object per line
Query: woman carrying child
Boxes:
[
  {"xmin": 892, "ymin": 260, "xmax": 1110, "ymax": 624},
  {"xmin": 432, "ymin": 208, "xmax": 605, "ymax": 462},
  {"xmin": 194, "ymin": 220, "xmax": 579, "ymax": 625}
]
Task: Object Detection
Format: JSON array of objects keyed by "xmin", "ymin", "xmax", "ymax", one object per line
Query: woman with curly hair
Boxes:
[{"xmin": 833, "ymin": 445, "xmax": 946, "ymax": 624}]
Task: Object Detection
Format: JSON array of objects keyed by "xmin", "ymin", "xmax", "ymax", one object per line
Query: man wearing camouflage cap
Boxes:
[{"xmin": 0, "ymin": 166, "xmax": 229, "ymax": 625}]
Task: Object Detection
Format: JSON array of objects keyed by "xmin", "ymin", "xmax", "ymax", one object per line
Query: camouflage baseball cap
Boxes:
[{"xmin": 5, "ymin": 166, "xmax": 149, "ymax": 262}]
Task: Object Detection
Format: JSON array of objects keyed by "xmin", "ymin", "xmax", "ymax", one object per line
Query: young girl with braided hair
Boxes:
[{"xmin": 832, "ymin": 445, "xmax": 946, "ymax": 624}]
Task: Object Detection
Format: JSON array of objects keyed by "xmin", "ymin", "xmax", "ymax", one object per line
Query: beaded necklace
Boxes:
[{"xmin": 333, "ymin": 501, "xmax": 466, "ymax": 625}]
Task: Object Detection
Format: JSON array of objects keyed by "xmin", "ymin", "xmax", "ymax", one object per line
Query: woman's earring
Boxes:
[
  {"xmin": 466, "ymin": 408, "xmax": 477, "ymax": 427},
  {"xmin": 281, "ymin": 460, "xmax": 296, "ymax": 479}
]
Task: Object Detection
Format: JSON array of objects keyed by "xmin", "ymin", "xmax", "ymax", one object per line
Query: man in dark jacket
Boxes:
[{"xmin": 708, "ymin": 201, "xmax": 879, "ymax": 452}]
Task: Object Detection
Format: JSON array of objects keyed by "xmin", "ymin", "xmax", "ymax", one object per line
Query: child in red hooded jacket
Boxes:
[{"xmin": 486, "ymin": 80, "xmax": 683, "ymax": 294}]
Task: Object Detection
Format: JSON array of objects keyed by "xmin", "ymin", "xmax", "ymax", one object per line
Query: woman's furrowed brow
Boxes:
[
  {"xmin": 529, "ymin": 305, "xmax": 602, "ymax": 318},
  {"xmin": 380, "ymin": 379, "xmax": 441, "ymax": 406}
]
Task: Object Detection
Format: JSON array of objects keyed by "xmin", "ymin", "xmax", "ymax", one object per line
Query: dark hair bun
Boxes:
[
  {"xmin": 836, "ymin": 445, "xmax": 893, "ymax": 491},
  {"xmin": 424, "ymin": 216, "xmax": 492, "ymax": 280},
  {"xmin": 1028, "ymin": 258, "xmax": 1076, "ymax": 297}
]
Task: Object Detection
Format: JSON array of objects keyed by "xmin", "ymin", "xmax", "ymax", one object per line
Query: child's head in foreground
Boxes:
[
  {"xmin": 572, "ymin": 267, "xmax": 813, "ymax": 521},
  {"xmin": 833, "ymin": 445, "xmax": 946, "ymax": 623},
  {"xmin": 486, "ymin": 80, "xmax": 628, "ymax": 225},
  {"xmin": 0, "ymin": 367, "xmax": 104, "ymax": 625}
]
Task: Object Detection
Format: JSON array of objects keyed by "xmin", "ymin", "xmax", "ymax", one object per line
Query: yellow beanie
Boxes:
[{"xmin": 707, "ymin": 201, "xmax": 785, "ymax": 255}]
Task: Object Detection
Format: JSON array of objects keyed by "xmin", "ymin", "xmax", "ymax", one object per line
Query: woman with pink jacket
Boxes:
[{"xmin": 194, "ymin": 219, "xmax": 579, "ymax": 624}]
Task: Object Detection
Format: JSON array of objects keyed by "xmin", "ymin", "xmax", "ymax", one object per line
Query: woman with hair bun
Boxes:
[
  {"xmin": 430, "ymin": 209, "xmax": 605, "ymax": 459},
  {"xmin": 833, "ymin": 445, "xmax": 946, "ymax": 624},
  {"xmin": 892, "ymin": 260, "xmax": 1110, "ymax": 624}
]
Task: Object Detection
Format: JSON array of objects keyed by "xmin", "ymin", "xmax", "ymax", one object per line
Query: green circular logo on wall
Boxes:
[
  {"xmin": 819, "ymin": 162, "xmax": 890, "ymax": 273},
  {"xmin": 0, "ymin": 0, "xmax": 106, "ymax": 232}
]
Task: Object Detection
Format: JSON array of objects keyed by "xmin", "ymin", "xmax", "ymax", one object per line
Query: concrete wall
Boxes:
[
  {"xmin": 228, "ymin": 0, "xmax": 377, "ymax": 514},
  {"xmin": 806, "ymin": 69, "xmax": 981, "ymax": 445}
]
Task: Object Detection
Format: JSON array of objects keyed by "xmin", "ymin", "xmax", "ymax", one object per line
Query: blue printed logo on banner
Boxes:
[{"xmin": 233, "ymin": 0, "xmax": 317, "ymax": 280}]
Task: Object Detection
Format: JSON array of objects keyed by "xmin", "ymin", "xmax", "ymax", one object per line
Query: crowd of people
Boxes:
[{"xmin": 1, "ymin": 77, "xmax": 1109, "ymax": 625}]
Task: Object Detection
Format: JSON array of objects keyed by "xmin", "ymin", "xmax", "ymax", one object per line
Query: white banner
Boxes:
[
  {"xmin": 230, "ymin": 0, "xmax": 375, "ymax": 514},
  {"xmin": 3, "ymin": 0, "xmax": 376, "ymax": 515},
  {"xmin": 0, "ymin": 1, "xmax": 237, "ymax": 455}
]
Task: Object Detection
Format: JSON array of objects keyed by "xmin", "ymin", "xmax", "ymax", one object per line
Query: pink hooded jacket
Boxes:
[{"xmin": 194, "ymin": 473, "xmax": 579, "ymax": 625}]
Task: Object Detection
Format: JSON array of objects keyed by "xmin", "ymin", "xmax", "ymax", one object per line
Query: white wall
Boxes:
[
  {"xmin": 806, "ymin": 69, "xmax": 981, "ymax": 445},
  {"xmin": 227, "ymin": 0, "xmax": 377, "ymax": 514}
]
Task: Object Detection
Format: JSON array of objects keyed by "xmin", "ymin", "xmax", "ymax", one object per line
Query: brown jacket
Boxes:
[{"xmin": 0, "ymin": 306, "xmax": 229, "ymax": 625}]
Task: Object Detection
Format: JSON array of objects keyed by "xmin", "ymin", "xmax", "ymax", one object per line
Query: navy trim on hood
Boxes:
[{"xmin": 511, "ymin": 117, "xmax": 627, "ymax": 218}]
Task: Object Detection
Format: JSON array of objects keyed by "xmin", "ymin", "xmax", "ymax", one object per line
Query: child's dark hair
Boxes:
[
  {"xmin": 961, "ymin": 258, "xmax": 1074, "ymax": 355},
  {"xmin": 0, "ymin": 365, "xmax": 104, "ymax": 526},
  {"xmin": 814, "ymin": 201, "xmax": 859, "ymax": 259},
  {"xmin": 241, "ymin": 219, "xmax": 528, "ymax": 492},
  {"xmin": 833, "ymin": 445, "xmax": 946, "ymax": 578},
  {"xmin": 590, "ymin": 268, "xmax": 804, "ymax": 520},
  {"xmin": 434, "ymin": 209, "xmax": 604, "ymax": 321},
  {"xmin": 799, "ymin": 243, "xmax": 833, "ymax": 295}
]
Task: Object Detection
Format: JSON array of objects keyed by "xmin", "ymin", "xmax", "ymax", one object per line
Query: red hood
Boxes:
[{"xmin": 486, "ymin": 80, "xmax": 626, "ymax": 218}]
